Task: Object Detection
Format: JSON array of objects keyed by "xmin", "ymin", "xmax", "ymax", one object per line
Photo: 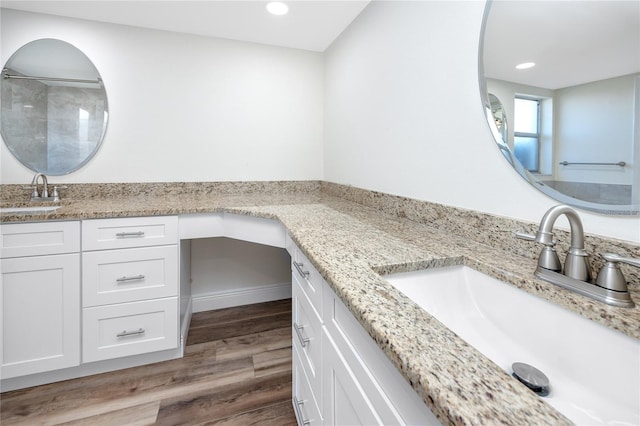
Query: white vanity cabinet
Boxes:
[
  {"xmin": 289, "ymin": 238, "xmax": 439, "ymax": 426},
  {"xmin": 81, "ymin": 216, "xmax": 179, "ymax": 363},
  {"xmin": 0, "ymin": 221, "xmax": 81, "ymax": 379}
]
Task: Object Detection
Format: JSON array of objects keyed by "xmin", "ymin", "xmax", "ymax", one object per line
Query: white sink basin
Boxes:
[
  {"xmin": 385, "ymin": 265, "xmax": 639, "ymax": 425},
  {"xmin": 0, "ymin": 206, "xmax": 60, "ymax": 215}
]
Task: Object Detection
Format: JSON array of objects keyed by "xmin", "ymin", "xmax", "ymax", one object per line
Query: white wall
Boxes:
[
  {"xmin": 2, "ymin": 5, "xmax": 638, "ymax": 243},
  {"xmin": 324, "ymin": 0, "xmax": 638, "ymax": 243},
  {"xmin": 0, "ymin": 9, "xmax": 324, "ymax": 183}
]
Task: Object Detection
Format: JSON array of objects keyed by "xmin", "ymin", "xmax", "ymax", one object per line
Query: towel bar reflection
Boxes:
[
  {"xmin": 2, "ymin": 70, "xmax": 101, "ymax": 85},
  {"xmin": 559, "ymin": 161, "xmax": 626, "ymax": 167}
]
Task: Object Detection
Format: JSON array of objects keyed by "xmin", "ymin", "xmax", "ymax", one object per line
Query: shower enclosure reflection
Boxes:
[{"xmin": 1, "ymin": 39, "xmax": 108, "ymax": 175}]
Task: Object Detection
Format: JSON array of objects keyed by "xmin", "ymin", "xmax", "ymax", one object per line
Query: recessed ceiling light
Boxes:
[
  {"xmin": 515, "ymin": 62, "xmax": 536, "ymax": 70},
  {"xmin": 266, "ymin": 2, "xmax": 289, "ymax": 16}
]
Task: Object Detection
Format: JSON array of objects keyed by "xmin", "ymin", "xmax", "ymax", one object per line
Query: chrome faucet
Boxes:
[
  {"xmin": 24, "ymin": 173, "xmax": 65, "ymax": 202},
  {"xmin": 31, "ymin": 173, "xmax": 49, "ymax": 199},
  {"xmin": 516, "ymin": 204, "xmax": 635, "ymax": 308}
]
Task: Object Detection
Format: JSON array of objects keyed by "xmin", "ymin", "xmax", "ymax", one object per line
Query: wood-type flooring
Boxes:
[{"xmin": 0, "ymin": 299, "xmax": 296, "ymax": 425}]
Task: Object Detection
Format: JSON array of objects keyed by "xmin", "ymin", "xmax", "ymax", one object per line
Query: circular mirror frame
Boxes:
[
  {"xmin": 478, "ymin": 2, "xmax": 639, "ymax": 216},
  {"xmin": 1, "ymin": 39, "xmax": 108, "ymax": 176}
]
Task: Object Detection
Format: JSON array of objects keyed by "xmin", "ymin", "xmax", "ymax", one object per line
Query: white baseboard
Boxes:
[{"xmin": 192, "ymin": 282, "xmax": 292, "ymax": 312}]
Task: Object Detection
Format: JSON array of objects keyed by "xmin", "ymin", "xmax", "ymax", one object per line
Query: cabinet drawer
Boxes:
[
  {"xmin": 1, "ymin": 221, "xmax": 80, "ymax": 258},
  {"xmin": 82, "ymin": 216, "xmax": 178, "ymax": 251},
  {"xmin": 293, "ymin": 275, "xmax": 322, "ymax": 398},
  {"xmin": 83, "ymin": 245, "xmax": 178, "ymax": 307},
  {"xmin": 291, "ymin": 248, "xmax": 323, "ymax": 315},
  {"xmin": 293, "ymin": 344, "xmax": 323, "ymax": 426},
  {"xmin": 82, "ymin": 297, "xmax": 178, "ymax": 363}
]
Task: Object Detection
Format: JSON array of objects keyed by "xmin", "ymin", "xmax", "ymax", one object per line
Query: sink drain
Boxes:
[{"xmin": 512, "ymin": 362, "xmax": 550, "ymax": 396}]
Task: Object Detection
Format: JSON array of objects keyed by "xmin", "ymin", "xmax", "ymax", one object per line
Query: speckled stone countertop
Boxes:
[{"xmin": 2, "ymin": 183, "xmax": 639, "ymax": 425}]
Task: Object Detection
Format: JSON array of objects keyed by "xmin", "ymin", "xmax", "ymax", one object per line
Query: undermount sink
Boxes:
[
  {"xmin": 384, "ymin": 265, "xmax": 639, "ymax": 425},
  {"xmin": 0, "ymin": 206, "xmax": 60, "ymax": 215}
]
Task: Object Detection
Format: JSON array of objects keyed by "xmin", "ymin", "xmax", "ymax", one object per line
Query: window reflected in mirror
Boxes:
[{"xmin": 513, "ymin": 97, "xmax": 540, "ymax": 173}]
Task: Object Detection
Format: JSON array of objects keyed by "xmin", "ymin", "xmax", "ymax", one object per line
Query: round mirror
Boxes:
[
  {"xmin": 480, "ymin": 1, "xmax": 640, "ymax": 215},
  {"xmin": 1, "ymin": 39, "xmax": 108, "ymax": 175}
]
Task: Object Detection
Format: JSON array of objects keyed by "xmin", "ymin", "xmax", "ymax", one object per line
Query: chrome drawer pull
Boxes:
[
  {"xmin": 293, "ymin": 396, "xmax": 311, "ymax": 426},
  {"xmin": 116, "ymin": 328, "xmax": 145, "ymax": 338},
  {"xmin": 116, "ymin": 274, "xmax": 145, "ymax": 283},
  {"xmin": 294, "ymin": 322, "xmax": 310, "ymax": 347},
  {"xmin": 293, "ymin": 261, "xmax": 310, "ymax": 278},
  {"xmin": 115, "ymin": 231, "xmax": 145, "ymax": 238}
]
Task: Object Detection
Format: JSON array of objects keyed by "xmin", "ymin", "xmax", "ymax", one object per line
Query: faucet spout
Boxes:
[
  {"xmin": 536, "ymin": 205, "xmax": 590, "ymax": 282},
  {"xmin": 536, "ymin": 205, "xmax": 585, "ymax": 250}
]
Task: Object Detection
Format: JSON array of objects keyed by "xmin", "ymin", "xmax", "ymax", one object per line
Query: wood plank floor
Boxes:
[{"xmin": 0, "ymin": 299, "xmax": 296, "ymax": 426}]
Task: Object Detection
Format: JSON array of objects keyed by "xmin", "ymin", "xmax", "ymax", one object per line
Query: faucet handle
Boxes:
[
  {"xmin": 515, "ymin": 231, "xmax": 557, "ymax": 246},
  {"xmin": 514, "ymin": 232, "xmax": 536, "ymax": 241},
  {"xmin": 595, "ymin": 253, "xmax": 639, "ymax": 292},
  {"xmin": 51, "ymin": 185, "xmax": 67, "ymax": 202},
  {"xmin": 22, "ymin": 185, "xmax": 39, "ymax": 199},
  {"xmin": 514, "ymin": 231, "xmax": 561, "ymax": 272},
  {"xmin": 601, "ymin": 253, "xmax": 640, "ymax": 268}
]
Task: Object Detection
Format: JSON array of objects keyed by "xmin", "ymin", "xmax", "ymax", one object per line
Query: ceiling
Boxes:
[
  {"xmin": 3, "ymin": 1, "xmax": 637, "ymax": 89},
  {"xmin": 0, "ymin": 0, "xmax": 371, "ymax": 52},
  {"xmin": 483, "ymin": 1, "xmax": 640, "ymax": 90}
]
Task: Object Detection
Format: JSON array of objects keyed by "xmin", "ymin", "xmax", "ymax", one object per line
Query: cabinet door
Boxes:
[
  {"xmin": 322, "ymin": 332, "xmax": 385, "ymax": 426},
  {"xmin": 323, "ymin": 285, "xmax": 440, "ymax": 426},
  {"xmin": 1, "ymin": 254, "xmax": 80, "ymax": 378}
]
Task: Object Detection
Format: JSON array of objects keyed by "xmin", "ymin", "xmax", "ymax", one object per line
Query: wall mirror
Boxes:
[
  {"xmin": 1, "ymin": 39, "xmax": 108, "ymax": 175},
  {"xmin": 480, "ymin": 1, "xmax": 639, "ymax": 215}
]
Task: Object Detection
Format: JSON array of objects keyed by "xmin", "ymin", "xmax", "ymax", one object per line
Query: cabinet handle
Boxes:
[
  {"xmin": 293, "ymin": 396, "xmax": 311, "ymax": 426},
  {"xmin": 293, "ymin": 261, "xmax": 310, "ymax": 278},
  {"xmin": 115, "ymin": 231, "xmax": 145, "ymax": 238},
  {"xmin": 116, "ymin": 328, "xmax": 145, "ymax": 338},
  {"xmin": 116, "ymin": 274, "xmax": 145, "ymax": 283},
  {"xmin": 116, "ymin": 275, "xmax": 144, "ymax": 283},
  {"xmin": 294, "ymin": 322, "xmax": 310, "ymax": 348}
]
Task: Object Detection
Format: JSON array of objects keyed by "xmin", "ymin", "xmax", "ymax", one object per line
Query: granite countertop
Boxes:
[{"xmin": 2, "ymin": 191, "xmax": 638, "ymax": 425}]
